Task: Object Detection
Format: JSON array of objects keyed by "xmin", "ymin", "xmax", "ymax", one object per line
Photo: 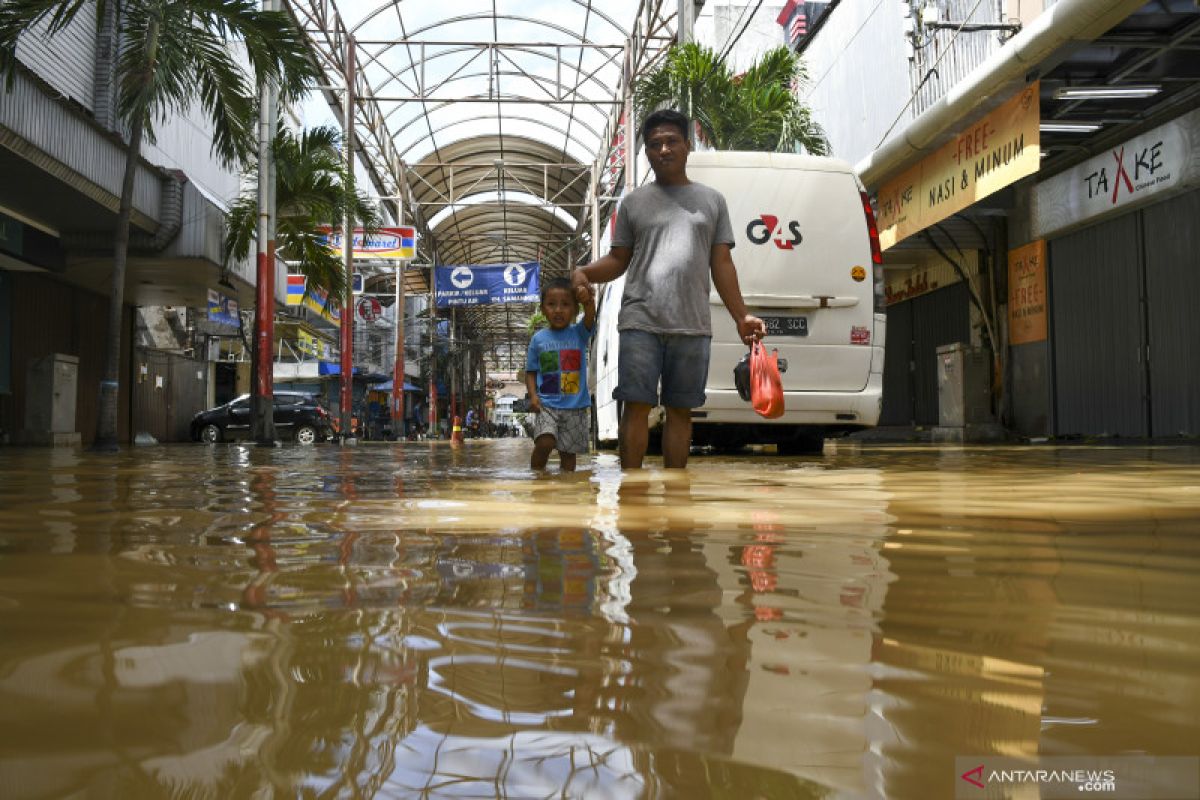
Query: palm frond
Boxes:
[
  {"xmin": 223, "ymin": 125, "xmax": 379, "ymax": 299},
  {"xmin": 633, "ymin": 43, "xmax": 829, "ymax": 156}
]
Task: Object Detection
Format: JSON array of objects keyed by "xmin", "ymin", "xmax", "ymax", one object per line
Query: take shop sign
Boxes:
[{"xmin": 1033, "ymin": 106, "xmax": 1200, "ymax": 238}]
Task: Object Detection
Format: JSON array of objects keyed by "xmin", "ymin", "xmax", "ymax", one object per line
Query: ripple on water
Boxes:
[{"xmin": 0, "ymin": 441, "xmax": 1198, "ymax": 799}]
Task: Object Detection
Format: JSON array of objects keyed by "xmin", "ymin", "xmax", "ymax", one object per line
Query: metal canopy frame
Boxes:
[{"xmin": 284, "ymin": 0, "xmax": 682, "ymax": 371}]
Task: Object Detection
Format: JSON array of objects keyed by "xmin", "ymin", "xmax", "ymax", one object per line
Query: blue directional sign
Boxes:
[{"xmin": 434, "ymin": 261, "xmax": 540, "ymax": 307}]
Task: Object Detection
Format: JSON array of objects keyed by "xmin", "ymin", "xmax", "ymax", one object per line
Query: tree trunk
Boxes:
[
  {"xmin": 92, "ymin": 120, "xmax": 145, "ymax": 452},
  {"xmin": 93, "ymin": 10, "xmax": 161, "ymax": 452}
]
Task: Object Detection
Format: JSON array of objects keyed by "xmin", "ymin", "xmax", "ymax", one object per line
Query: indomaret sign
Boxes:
[{"xmin": 876, "ymin": 83, "xmax": 1040, "ymax": 249}]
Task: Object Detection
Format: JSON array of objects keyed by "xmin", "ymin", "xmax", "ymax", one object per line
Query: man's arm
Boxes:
[
  {"xmin": 711, "ymin": 243, "xmax": 766, "ymax": 344},
  {"xmin": 572, "ymin": 246, "xmax": 632, "ymax": 295}
]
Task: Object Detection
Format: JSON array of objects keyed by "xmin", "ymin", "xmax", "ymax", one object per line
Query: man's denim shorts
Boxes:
[{"xmin": 613, "ymin": 329, "xmax": 711, "ymax": 409}]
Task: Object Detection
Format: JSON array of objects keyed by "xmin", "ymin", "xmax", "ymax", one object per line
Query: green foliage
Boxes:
[
  {"xmin": 634, "ymin": 43, "xmax": 829, "ymax": 155},
  {"xmin": 223, "ymin": 125, "xmax": 381, "ymax": 301},
  {"xmin": 0, "ymin": 0, "xmax": 322, "ymax": 447},
  {"xmin": 526, "ymin": 310, "xmax": 548, "ymax": 333},
  {"xmin": 0, "ymin": 0, "xmax": 320, "ymax": 167}
]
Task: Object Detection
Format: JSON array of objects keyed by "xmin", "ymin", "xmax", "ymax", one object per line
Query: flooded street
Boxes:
[{"xmin": 1, "ymin": 441, "xmax": 1198, "ymax": 799}]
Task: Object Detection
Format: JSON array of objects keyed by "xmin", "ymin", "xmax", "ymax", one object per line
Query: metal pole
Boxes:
[
  {"xmin": 252, "ymin": 0, "xmax": 277, "ymax": 444},
  {"xmin": 391, "ymin": 259, "xmax": 405, "ymax": 439},
  {"xmin": 449, "ymin": 307, "xmax": 458, "ymax": 425},
  {"xmin": 428, "ymin": 293, "xmax": 437, "ymax": 435},
  {"xmin": 678, "ymin": 0, "xmax": 693, "ymax": 44},
  {"xmin": 339, "ymin": 36, "xmax": 356, "ymax": 442},
  {"xmin": 624, "ymin": 47, "xmax": 636, "ymax": 188},
  {"xmin": 591, "ymin": 161, "xmax": 600, "ymax": 261}
]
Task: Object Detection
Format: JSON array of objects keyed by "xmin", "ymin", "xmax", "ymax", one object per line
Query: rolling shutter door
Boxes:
[
  {"xmin": 881, "ymin": 300, "xmax": 913, "ymax": 426},
  {"xmin": 881, "ymin": 281, "xmax": 970, "ymax": 427},
  {"xmin": 1049, "ymin": 214, "xmax": 1147, "ymax": 437},
  {"xmin": 912, "ymin": 282, "xmax": 970, "ymax": 426},
  {"xmin": 1142, "ymin": 188, "xmax": 1200, "ymax": 437}
]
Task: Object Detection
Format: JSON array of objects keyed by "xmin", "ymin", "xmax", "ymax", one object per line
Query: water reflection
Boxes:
[{"xmin": 0, "ymin": 443, "xmax": 1198, "ymax": 797}]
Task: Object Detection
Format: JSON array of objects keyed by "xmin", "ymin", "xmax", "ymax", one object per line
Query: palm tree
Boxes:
[
  {"xmin": 0, "ymin": 0, "xmax": 318, "ymax": 451},
  {"xmin": 223, "ymin": 125, "xmax": 380, "ymax": 304},
  {"xmin": 634, "ymin": 42, "xmax": 829, "ymax": 155}
]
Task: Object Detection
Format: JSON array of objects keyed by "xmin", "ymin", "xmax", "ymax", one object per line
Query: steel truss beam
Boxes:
[{"xmin": 282, "ymin": 0, "xmax": 680, "ymax": 374}]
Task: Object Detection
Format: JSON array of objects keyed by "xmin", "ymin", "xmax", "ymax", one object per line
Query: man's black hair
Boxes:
[
  {"xmin": 641, "ymin": 109, "xmax": 691, "ymax": 144},
  {"xmin": 540, "ymin": 276, "xmax": 573, "ymax": 304}
]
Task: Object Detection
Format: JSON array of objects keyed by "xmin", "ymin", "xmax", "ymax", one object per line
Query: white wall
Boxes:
[
  {"xmin": 694, "ymin": 2, "xmax": 788, "ymax": 74},
  {"xmin": 797, "ymin": 0, "xmax": 913, "ymax": 163}
]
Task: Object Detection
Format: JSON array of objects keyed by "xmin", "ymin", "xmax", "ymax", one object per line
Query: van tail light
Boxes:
[
  {"xmin": 317, "ymin": 406, "xmax": 329, "ymax": 418},
  {"xmin": 860, "ymin": 191, "xmax": 886, "ymax": 313}
]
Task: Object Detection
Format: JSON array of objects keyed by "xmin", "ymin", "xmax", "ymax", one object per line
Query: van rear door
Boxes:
[{"xmin": 688, "ymin": 152, "xmax": 875, "ymax": 393}]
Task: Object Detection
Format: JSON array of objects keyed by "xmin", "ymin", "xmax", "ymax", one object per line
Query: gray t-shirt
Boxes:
[{"xmin": 612, "ymin": 180, "xmax": 735, "ymax": 336}]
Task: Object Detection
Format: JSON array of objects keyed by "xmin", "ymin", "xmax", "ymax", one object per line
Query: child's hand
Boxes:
[
  {"xmin": 528, "ymin": 396, "xmax": 543, "ymax": 414},
  {"xmin": 575, "ymin": 283, "xmax": 593, "ymax": 305}
]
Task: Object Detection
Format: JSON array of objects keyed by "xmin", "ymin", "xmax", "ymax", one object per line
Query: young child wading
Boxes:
[{"xmin": 525, "ymin": 278, "xmax": 596, "ymax": 471}]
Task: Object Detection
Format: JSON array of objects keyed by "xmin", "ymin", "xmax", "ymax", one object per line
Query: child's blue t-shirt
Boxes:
[{"xmin": 526, "ymin": 321, "xmax": 593, "ymax": 409}]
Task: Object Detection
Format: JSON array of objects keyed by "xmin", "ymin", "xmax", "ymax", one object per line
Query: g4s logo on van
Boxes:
[{"xmin": 746, "ymin": 215, "xmax": 803, "ymax": 250}]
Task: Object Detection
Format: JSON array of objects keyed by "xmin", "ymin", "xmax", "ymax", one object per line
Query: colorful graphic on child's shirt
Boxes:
[
  {"xmin": 526, "ymin": 321, "xmax": 591, "ymax": 410},
  {"xmin": 559, "ymin": 349, "xmax": 581, "ymax": 371},
  {"xmin": 538, "ymin": 348, "xmax": 582, "ymax": 398}
]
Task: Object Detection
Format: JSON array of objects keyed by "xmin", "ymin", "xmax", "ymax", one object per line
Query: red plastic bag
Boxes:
[{"xmin": 750, "ymin": 340, "xmax": 785, "ymax": 419}]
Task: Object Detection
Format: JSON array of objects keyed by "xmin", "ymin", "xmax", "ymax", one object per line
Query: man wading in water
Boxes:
[{"xmin": 572, "ymin": 109, "xmax": 765, "ymax": 469}]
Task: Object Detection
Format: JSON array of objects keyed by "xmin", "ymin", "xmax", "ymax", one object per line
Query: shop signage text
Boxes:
[
  {"xmin": 877, "ymin": 83, "xmax": 1040, "ymax": 249},
  {"xmin": 885, "ymin": 269, "xmax": 940, "ymax": 306},
  {"xmin": 1033, "ymin": 107, "xmax": 1199, "ymax": 238},
  {"xmin": 434, "ymin": 261, "xmax": 540, "ymax": 307},
  {"xmin": 206, "ymin": 289, "xmax": 239, "ymax": 328},
  {"xmin": 1007, "ymin": 239, "xmax": 1047, "ymax": 345},
  {"xmin": 319, "ymin": 226, "xmax": 417, "ymax": 260}
]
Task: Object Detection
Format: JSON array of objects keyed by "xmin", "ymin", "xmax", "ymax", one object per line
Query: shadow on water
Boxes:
[{"xmin": 0, "ymin": 441, "xmax": 1198, "ymax": 798}]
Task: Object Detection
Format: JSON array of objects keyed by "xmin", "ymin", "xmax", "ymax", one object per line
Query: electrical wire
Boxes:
[
  {"xmin": 874, "ymin": 0, "xmax": 989, "ymax": 148},
  {"xmin": 697, "ymin": 0, "xmax": 766, "ymax": 88}
]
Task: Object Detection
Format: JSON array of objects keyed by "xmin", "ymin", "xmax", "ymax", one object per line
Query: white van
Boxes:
[{"xmin": 591, "ymin": 151, "xmax": 885, "ymax": 454}]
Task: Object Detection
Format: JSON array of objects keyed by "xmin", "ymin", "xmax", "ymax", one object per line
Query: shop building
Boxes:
[
  {"xmin": 787, "ymin": 0, "xmax": 1200, "ymax": 438},
  {"xmin": 0, "ymin": 7, "xmax": 262, "ymax": 445}
]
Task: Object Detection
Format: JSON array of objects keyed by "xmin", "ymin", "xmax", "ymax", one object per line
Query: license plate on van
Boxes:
[{"xmin": 762, "ymin": 315, "xmax": 808, "ymax": 336}]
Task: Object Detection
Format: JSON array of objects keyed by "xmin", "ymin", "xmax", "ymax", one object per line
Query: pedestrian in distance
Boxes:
[
  {"xmin": 525, "ymin": 277, "xmax": 597, "ymax": 472},
  {"xmin": 571, "ymin": 108, "xmax": 766, "ymax": 469}
]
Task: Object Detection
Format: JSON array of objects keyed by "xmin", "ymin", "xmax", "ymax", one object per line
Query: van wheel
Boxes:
[
  {"xmin": 294, "ymin": 425, "xmax": 318, "ymax": 445},
  {"xmin": 778, "ymin": 433, "xmax": 825, "ymax": 455},
  {"xmin": 199, "ymin": 424, "xmax": 222, "ymax": 444}
]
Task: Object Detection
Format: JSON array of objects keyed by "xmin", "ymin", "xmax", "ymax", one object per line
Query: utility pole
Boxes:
[
  {"xmin": 339, "ymin": 36, "xmax": 356, "ymax": 443},
  {"xmin": 678, "ymin": 0, "xmax": 694, "ymax": 45},
  {"xmin": 252, "ymin": 0, "xmax": 278, "ymax": 445}
]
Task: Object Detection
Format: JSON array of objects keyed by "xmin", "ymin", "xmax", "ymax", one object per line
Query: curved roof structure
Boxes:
[{"xmin": 287, "ymin": 0, "xmax": 681, "ymax": 370}]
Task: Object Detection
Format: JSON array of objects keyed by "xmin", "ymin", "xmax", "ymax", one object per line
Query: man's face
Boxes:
[{"xmin": 644, "ymin": 123, "xmax": 690, "ymax": 180}]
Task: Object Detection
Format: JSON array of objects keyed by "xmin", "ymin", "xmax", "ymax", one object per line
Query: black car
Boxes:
[{"xmin": 190, "ymin": 392, "xmax": 333, "ymax": 444}]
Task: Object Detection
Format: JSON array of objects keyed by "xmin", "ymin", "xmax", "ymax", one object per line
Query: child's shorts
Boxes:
[{"xmin": 532, "ymin": 407, "xmax": 591, "ymax": 454}]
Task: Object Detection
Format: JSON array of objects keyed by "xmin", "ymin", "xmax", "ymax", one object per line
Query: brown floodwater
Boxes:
[{"xmin": 0, "ymin": 440, "xmax": 1198, "ymax": 799}]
